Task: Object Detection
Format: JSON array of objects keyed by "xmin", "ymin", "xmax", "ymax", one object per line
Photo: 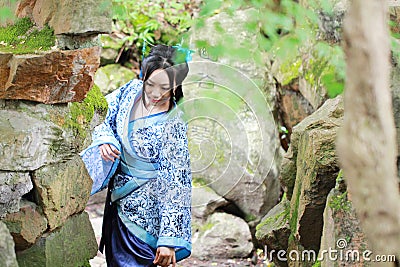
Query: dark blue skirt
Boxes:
[{"xmin": 100, "ymin": 178, "xmax": 157, "ymax": 267}]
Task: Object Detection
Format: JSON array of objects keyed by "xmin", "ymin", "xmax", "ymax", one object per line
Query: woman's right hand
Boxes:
[{"xmin": 99, "ymin": 144, "xmax": 121, "ymax": 162}]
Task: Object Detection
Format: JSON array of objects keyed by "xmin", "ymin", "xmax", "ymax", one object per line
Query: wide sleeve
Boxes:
[
  {"xmin": 80, "ymin": 80, "xmax": 136, "ymax": 195},
  {"xmin": 156, "ymin": 116, "xmax": 192, "ymax": 261}
]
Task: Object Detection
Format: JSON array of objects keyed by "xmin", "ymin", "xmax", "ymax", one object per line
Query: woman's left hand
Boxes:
[{"xmin": 153, "ymin": 246, "xmax": 176, "ymax": 267}]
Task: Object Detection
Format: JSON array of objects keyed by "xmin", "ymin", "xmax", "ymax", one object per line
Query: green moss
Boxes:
[
  {"xmin": 328, "ymin": 191, "xmax": 351, "ymax": 213},
  {"xmin": 0, "ymin": 17, "xmax": 55, "ymax": 54},
  {"xmin": 256, "ymin": 202, "xmax": 290, "ymax": 232},
  {"xmin": 279, "ymin": 58, "xmax": 302, "ymax": 85},
  {"xmin": 65, "ymin": 84, "xmax": 108, "ymax": 138}
]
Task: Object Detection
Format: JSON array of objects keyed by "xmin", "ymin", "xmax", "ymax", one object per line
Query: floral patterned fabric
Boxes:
[{"xmin": 80, "ymin": 79, "xmax": 192, "ymax": 260}]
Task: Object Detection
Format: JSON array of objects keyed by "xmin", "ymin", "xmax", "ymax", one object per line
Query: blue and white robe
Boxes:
[{"xmin": 80, "ymin": 79, "xmax": 192, "ymax": 262}]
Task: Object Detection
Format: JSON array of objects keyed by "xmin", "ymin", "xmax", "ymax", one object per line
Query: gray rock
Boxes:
[
  {"xmin": 16, "ymin": 212, "xmax": 97, "ymax": 267},
  {"xmin": 192, "ymin": 212, "xmax": 253, "ymax": 259},
  {"xmin": 0, "ymin": 221, "xmax": 18, "ymax": 267},
  {"xmin": 33, "ymin": 155, "xmax": 92, "ymax": 230},
  {"xmin": 29, "ymin": 0, "xmax": 112, "ymax": 35},
  {"xmin": 0, "ymin": 109, "xmax": 75, "ymax": 171},
  {"xmin": 3, "ymin": 200, "xmax": 48, "ymax": 251},
  {"xmin": 191, "ymin": 184, "xmax": 229, "ymax": 220},
  {"xmin": 255, "ymin": 199, "xmax": 290, "ymax": 267},
  {"xmin": 0, "ymin": 172, "xmax": 32, "ymax": 219},
  {"xmin": 56, "ymin": 34, "xmax": 102, "ymax": 50}
]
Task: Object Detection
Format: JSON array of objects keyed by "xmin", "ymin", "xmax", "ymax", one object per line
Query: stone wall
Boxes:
[{"xmin": 0, "ymin": 0, "xmax": 111, "ymax": 266}]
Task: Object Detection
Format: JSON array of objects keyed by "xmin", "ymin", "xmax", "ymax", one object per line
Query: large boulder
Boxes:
[
  {"xmin": 0, "ymin": 47, "xmax": 101, "ymax": 104},
  {"xmin": 3, "ymin": 200, "xmax": 48, "ymax": 250},
  {"xmin": 0, "ymin": 171, "xmax": 32, "ymax": 218},
  {"xmin": 187, "ymin": 8, "xmax": 281, "ymax": 222},
  {"xmin": 16, "ymin": 212, "xmax": 97, "ymax": 267},
  {"xmin": 0, "ymin": 221, "xmax": 19, "ymax": 267},
  {"xmin": 33, "ymin": 155, "xmax": 92, "ymax": 230},
  {"xmin": 191, "ymin": 212, "xmax": 253, "ymax": 259},
  {"xmin": 282, "ymin": 96, "xmax": 343, "ymax": 266}
]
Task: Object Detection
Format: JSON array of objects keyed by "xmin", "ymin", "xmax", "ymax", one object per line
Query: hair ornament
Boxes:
[{"xmin": 172, "ymin": 42, "xmax": 194, "ymax": 62}]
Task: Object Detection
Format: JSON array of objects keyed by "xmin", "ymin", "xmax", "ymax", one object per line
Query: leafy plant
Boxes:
[{"xmin": 109, "ymin": 0, "xmax": 193, "ymax": 54}]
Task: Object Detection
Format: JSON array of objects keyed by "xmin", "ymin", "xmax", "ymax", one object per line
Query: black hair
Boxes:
[{"xmin": 140, "ymin": 44, "xmax": 189, "ymax": 110}]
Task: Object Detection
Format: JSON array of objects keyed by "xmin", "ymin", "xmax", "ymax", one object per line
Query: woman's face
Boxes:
[{"xmin": 144, "ymin": 69, "xmax": 173, "ymax": 108}]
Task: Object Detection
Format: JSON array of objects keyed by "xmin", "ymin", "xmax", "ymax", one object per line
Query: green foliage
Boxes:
[
  {"xmin": 195, "ymin": 0, "xmax": 346, "ymax": 98},
  {"xmin": 0, "ymin": 17, "xmax": 55, "ymax": 54},
  {"xmin": 66, "ymin": 84, "xmax": 108, "ymax": 138},
  {"xmin": 109, "ymin": 0, "xmax": 193, "ymax": 52}
]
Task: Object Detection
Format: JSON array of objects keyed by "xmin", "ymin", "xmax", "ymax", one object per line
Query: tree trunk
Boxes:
[{"xmin": 337, "ymin": 0, "xmax": 400, "ymax": 264}]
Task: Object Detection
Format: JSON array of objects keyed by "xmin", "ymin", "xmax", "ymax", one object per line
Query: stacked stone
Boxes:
[
  {"xmin": 0, "ymin": 0, "xmax": 111, "ymax": 266},
  {"xmin": 255, "ymin": 97, "xmax": 371, "ymax": 267}
]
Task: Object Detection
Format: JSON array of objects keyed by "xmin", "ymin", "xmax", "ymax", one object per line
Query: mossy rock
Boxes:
[
  {"xmin": 65, "ymin": 84, "xmax": 108, "ymax": 139},
  {"xmin": 0, "ymin": 17, "xmax": 55, "ymax": 54},
  {"xmin": 16, "ymin": 212, "xmax": 97, "ymax": 267}
]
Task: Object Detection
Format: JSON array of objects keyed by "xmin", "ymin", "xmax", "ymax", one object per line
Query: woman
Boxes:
[{"xmin": 80, "ymin": 45, "xmax": 192, "ymax": 267}]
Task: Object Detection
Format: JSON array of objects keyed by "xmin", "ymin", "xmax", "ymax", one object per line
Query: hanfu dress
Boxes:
[{"xmin": 80, "ymin": 79, "xmax": 192, "ymax": 266}]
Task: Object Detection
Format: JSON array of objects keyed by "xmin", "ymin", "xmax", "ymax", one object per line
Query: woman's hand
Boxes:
[
  {"xmin": 153, "ymin": 246, "xmax": 176, "ymax": 267},
  {"xmin": 99, "ymin": 144, "xmax": 121, "ymax": 162}
]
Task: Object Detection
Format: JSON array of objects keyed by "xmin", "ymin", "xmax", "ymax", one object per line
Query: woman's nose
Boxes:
[{"xmin": 152, "ymin": 89, "xmax": 162, "ymax": 98}]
